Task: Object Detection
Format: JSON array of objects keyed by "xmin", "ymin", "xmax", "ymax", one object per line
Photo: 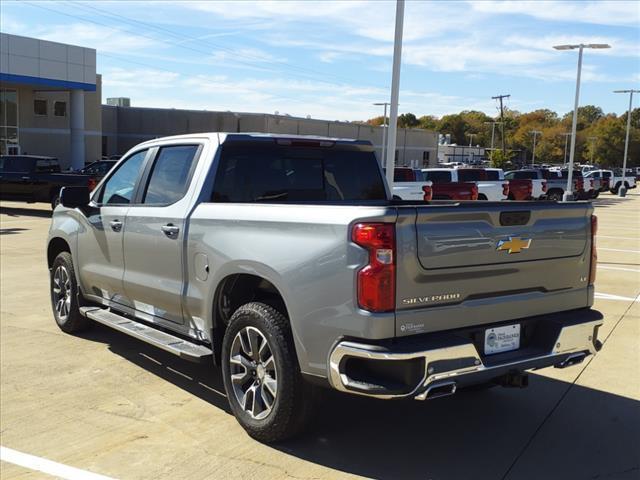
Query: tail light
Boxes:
[
  {"xmin": 527, "ymin": 182, "xmax": 533, "ymax": 197},
  {"xmin": 589, "ymin": 215, "xmax": 597, "ymax": 285},
  {"xmin": 471, "ymin": 184, "xmax": 479, "ymax": 200},
  {"xmin": 502, "ymin": 183, "xmax": 509, "ymax": 196},
  {"xmin": 422, "ymin": 184, "xmax": 433, "ymax": 201},
  {"xmin": 352, "ymin": 223, "xmax": 395, "ymax": 312},
  {"xmin": 88, "ymin": 178, "xmax": 97, "ymax": 191},
  {"xmin": 542, "ymin": 181, "xmax": 548, "ymax": 193},
  {"xmin": 590, "ymin": 179, "xmax": 594, "ymax": 189}
]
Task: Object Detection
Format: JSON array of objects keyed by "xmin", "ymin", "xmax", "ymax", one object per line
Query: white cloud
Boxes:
[{"xmin": 469, "ymin": 1, "xmax": 640, "ymax": 27}]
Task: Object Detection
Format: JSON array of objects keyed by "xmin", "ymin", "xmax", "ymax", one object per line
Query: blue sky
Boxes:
[{"xmin": 2, "ymin": 1, "xmax": 639, "ymax": 121}]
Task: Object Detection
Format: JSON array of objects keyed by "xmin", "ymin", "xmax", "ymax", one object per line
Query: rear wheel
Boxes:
[
  {"xmin": 50, "ymin": 252, "xmax": 90, "ymax": 333},
  {"xmin": 222, "ymin": 302, "xmax": 313, "ymax": 443},
  {"xmin": 477, "ymin": 194, "xmax": 488, "ymax": 200}
]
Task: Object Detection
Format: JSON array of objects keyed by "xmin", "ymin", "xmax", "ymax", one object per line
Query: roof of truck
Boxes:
[{"xmin": 136, "ymin": 132, "xmax": 372, "ymax": 147}]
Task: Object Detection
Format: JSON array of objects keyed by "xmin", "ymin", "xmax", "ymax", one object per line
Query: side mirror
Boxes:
[{"xmin": 60, "ymin": 186, "xmax": 89, "ymax": 208}]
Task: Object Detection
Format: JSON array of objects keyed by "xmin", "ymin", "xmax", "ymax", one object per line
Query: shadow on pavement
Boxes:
[
  {"xmin": 79, "ymin": 323, "xmax": 640, "ymax": 480},
  {"xmin": 0, "ymin": 227, "xmax": 29, "ymax": 235},
  {"xmin": 0, "ymin": 206, "xmax": 52, "ymax": 218},
  {"xmin": 592, "ymin": 196, "xmax": 633, "ymax": 208},
  {"xmin": 80, "ymin": 323, "xmax": 231, "ymax": 414}
]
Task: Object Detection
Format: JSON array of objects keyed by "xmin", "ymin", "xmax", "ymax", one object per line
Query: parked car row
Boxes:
[{"xmin": 391, "ymin": 164, "xmax": 637, "ymax": 202}]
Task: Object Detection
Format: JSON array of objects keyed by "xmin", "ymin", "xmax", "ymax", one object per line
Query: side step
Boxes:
[{"xmin": 80, "ymin": 307, "xmax": 212, "ymax": 362}]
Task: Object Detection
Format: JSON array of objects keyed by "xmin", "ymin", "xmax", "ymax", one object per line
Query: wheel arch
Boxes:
[
  {"xmin": 47, "ymin": 237, "xmax": 71, "ymax": 269},
  {"xmin": 210, "ymin": 272, "xmax": 291, "ymax": 365}
]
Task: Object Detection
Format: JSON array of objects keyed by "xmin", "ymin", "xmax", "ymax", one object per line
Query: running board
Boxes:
[{"xmin": 80, "ymin": 307, "xmax": 212, "ymax": 362}]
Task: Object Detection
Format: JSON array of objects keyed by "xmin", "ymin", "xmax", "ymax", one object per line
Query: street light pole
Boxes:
[
  {"xmin": 373, "ymin": 102, "xmax": 390, "ymax": 167},
  {"xmin": 385, "ymin": 0, "xmax": 405, "ymax": 192},
  {"xmin": 553, "ymin": 43, "xmax": 610, "ymax": 201},
  {"xmin": 530, "ymin": 130, "xmax": 541, "ymax": 167},
  {"xmin": 613, "ymin": 89, "xmax": 639, "ymax": 197},
  {"xmin": 468, "ymin": 133, "xmax": 476, "ymax": 147}
]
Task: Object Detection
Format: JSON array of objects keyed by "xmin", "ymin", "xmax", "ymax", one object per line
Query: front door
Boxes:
[
  {"xmin": 76, "ymin": 149, "xmax": 149, "ymax": 304},
  {"xmin": 123, "ymin": 144, "xmax": 201, "ymax": 324}
]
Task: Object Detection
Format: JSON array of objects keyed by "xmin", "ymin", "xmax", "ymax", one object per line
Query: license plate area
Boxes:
[{"xmin": 484, "ymin": 324, "xmax": 521, "ymax": 355}]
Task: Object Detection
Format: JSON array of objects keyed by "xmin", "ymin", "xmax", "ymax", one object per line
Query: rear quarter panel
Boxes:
[{"xmin": 184, "ymin": 203, "xmax": 397, "ymax": 377}]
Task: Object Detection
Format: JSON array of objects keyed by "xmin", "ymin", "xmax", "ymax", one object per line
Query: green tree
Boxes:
[
  {"xmin": 398, "ymin": 113, "xmax": 419, "ymax": 128},
  {"xmin": 418, "ymin": 115, "xmax": 438, "ymax": 130},
  {"xmin": 489, "ymin": 149, "xmax": 514, "ymax": 169}
]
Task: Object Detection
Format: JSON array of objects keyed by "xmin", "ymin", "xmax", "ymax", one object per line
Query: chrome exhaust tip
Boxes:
[
  {"xmin": 555, "ymin": 352, "xmax": 587, "ymax": 369},
  {"xmin": 417, "ymin": 380, "xmax": 457, "ymax": 400}
]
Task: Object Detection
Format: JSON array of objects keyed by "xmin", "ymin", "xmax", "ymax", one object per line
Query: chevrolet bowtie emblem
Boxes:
[{"xmin": 497, "ymin": 237, "xmax": 531, "ymax": 254}]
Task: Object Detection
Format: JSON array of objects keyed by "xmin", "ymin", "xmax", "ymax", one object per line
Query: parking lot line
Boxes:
[
  {"xmin": 0, "ymin": 446, "xmax": 115, "ymax": 480},
  {"xmin": 594, "ymin": 292, "xmax": 640, "ymax": 302},
  {"xmin": 598, "ymin": 265, "xmax": 640, "ymax": 273}
]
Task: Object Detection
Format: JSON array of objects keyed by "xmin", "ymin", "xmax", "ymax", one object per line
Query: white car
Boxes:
[
  {"xmin": 422, "ymin": 167, "xmax": 508, "ymax": 201},
  {"xmin": 388, "ymin": 167, "xmax": 433, "ymax": 201}
]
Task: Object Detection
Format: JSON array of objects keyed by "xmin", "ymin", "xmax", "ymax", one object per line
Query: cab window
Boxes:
[{"xmin": 99, "ymin": 150, "xmax": 147, "ymax": 205}]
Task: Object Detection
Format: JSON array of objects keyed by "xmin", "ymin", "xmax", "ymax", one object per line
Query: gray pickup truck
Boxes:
[{"xmin": 47, "ymin": 133, "xmax": 602, "ymax": 442}]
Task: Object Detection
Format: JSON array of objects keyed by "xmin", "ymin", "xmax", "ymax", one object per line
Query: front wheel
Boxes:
[
  {"xmin": 222, "ymin": 302, "xmax": 313, "ymax": 443},
  {"xmin": 50, "ymin": 252, "xmax": 91, "ymax": 333}
]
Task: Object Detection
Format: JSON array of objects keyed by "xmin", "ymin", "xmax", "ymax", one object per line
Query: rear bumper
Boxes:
[{"xmin": 328, "ymin": 308, "xmax": 603, "ymax": 400}]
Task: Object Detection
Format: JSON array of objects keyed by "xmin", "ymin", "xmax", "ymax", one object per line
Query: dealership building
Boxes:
[{"xmin": 2, "ymin": 32, "xmax": 439, "ymax": 169}]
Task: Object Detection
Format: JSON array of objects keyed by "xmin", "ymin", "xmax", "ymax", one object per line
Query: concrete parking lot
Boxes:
[{"xmin": 1, "ymin": 194, "xmax": 638, "ymax": 480}]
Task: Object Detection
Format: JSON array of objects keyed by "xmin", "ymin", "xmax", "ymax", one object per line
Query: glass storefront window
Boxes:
[{"xmin": 1, "ymin": 89, "xmax": 19, "ymax": 155}]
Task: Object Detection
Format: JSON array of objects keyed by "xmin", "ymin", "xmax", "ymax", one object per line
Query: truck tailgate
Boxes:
[{"xmin": 394, "ymin": 202, "xmax": 594, "ymax": 336}]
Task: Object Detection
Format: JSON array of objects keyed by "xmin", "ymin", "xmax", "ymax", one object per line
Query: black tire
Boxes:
[
  {"xmin": 591, "ymin": 190, "xmax": 600, "ymax": 199},
  {"xmin": 222, "ymin": 302, "xmax": 313, "ymax": 443},
  {"xmin": 50, "ymin": 252, "xmax": 91, "ymax": 333},
  {"xmin": 477, "ymin": 194, "xmax": 488, "ymax": 200},
  {"xmin": 507, "ymin": 193, "xmax": 515, "ymax": 200},
  {"xmin": 547, "ymin": 190, "xmax": 562, "ymax": 201}
]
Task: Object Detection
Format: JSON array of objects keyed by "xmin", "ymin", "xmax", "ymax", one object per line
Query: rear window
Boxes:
[
  {"xmin": 422, "ymin": 170, "xmax": 452, "ymax": 183},
  {"xmin": 485, "ymin": 170, "xmax": 501, "ymax": 180},
  {"xmin": 212, "ymin": 143, "xmax": 386, "ymax": 202},
  {"xmin": 541, "ymin": 170, "xmax": 559, "ymax": 180},
  {"xmin": 457, "ymin": 169, "xmax": 486, "ymax": 181},
  {"xmin": 560, "ymin": 170, "xmax": 582, "ymax": 179},
  {"xmin": 513, "ymin": 171, "xmax": 537, "ymax": 180},
  {"xmin": 394, "ymin": 168, "xmax": 415, "ymax": 182}
]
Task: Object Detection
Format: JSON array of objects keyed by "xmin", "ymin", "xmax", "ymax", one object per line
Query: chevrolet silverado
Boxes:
[{"xmin": 47, "ymin": 133, "xmax": 603, "ymax": 442}]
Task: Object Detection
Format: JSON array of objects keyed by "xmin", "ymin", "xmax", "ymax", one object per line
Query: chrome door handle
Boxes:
[
  {"xmin": 161, "ymin": 224, "xmax": 180, "ymax": 238},
  {"xmin": 109, "ymin": 219, "xmax": 123, "ymax": 232}
]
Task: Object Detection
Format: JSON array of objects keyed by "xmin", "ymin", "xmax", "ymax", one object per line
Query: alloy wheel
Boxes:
[
  {"xmin": 229, "ymin": 326, "xmax": 278, "ymax": 420},
  {"xmin": 52, "ymin": 265, "xmax": 72, "ymax": 321}
]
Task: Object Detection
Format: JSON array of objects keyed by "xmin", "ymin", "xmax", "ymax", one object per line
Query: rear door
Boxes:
[
  {"xmin": 394, "ymin": 202, "xmax": 593, "ymax": 335},
  {"xmin": 122, "ymin": 143, "xmax": 201, "ymax": 324}
]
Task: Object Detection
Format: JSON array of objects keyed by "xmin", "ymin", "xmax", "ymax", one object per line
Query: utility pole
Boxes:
[
  {"xmin": 384, "ymin": 0, "xmax": 405, "ymax": 192},
  {"xmin": 492, "ymin": 94, "xmax": 510, "ymax": 155},
  {"xmin": 468, "ymin": 133, "xmax": 476, "ymax": 147},
  {"xmin": 530, "ymin": 130, "xmax": 542, "ymax": 167}
]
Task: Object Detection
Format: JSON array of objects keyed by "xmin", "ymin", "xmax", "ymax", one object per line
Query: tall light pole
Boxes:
[
  {"xmin": 530, "ymin": 130, "xmax": 542, "ymax": 167},
  {"xmin": 373, "ymin": 102, "xmax": 390, "ymax": 167},
  {"xmin": 467, "ymin": 133, "xmax": 476, "ymax": 147},
  {"xmin": 613, "ymin": 89, "xmax": 639, "ymax": 197},
  {"xmin": 484, "ymin": 121, "xmax": 501, "ymax": 151},
  {"xmin": 492, "ymin": 94, "xmax": 510, "ymax": 155},
  {"xmin": 553, "ymin": 43, "xmax": 611, "ymax": 200},
  {"xmin": 384, "ymin": 0, "xmax": 405, "ymax": 192}
]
